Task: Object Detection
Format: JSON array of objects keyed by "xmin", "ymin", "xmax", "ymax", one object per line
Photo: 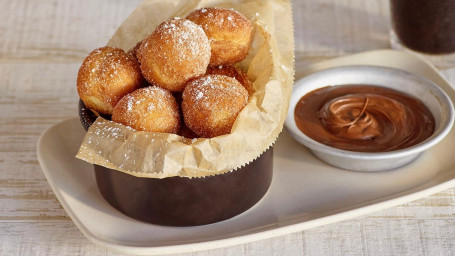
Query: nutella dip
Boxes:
[
  {"xmin": 294, "ymin": 85, "xmax": 435, "ymax": 152},
  {"xmin": 391, "ymin": 0, "xmax": 455, "ymax": 54}
]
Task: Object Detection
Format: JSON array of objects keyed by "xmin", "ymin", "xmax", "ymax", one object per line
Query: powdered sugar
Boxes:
[
  {"xmin": 77, "ymin": 46, "xmax": 143, "ymax": 114},
  {"xmin": 182, "ymin": 74, "xmax": 249, "ymax": 137},
  {"xmin": 124, "ymin": 87, "xmax": 169, "ymax": 114},
  {"xmin": 138, "ymin": 17, "xmax": 211, "ymax": 91},
  {"xmin": 196, "ymin": 91, "xmax": 204, "ymax": 100},
  {"xmin": 185, "ymin": 75, "xmax": 248, "ymax": 108},
  {"xmin": 112, "ymin": 86, "xmax": 180, "ymax": 133},
  {"xmin": 155, "ymin": 18, "xmax": 210, "ymax": 63}
]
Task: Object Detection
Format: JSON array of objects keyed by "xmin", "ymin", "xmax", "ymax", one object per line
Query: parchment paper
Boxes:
[{"xmin": 76, "ymin": 0, "xmax": 295, "ymax": 178}]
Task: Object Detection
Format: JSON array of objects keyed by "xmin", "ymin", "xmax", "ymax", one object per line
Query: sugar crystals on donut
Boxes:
[
  {"xmin": 78, "ymin": 7, "xmax": 254, "ymax": 138},
  {"xmin": 112, "ymin": 86, "xmax": 180, "ymax": 133},
  {"xmin": 186, "ymin": 7, "xmax": 253, "ymax": 66},
  {"xmin": 137, "ymin": 17, "xmax": 211, "ymax": 92},
  {"xmin": 77, "ymin": 46, "xmax": 144, "ymax": 115},
  {"xmin": 182, "ymin": 74, "xmax": 248, "ymax": 138}
]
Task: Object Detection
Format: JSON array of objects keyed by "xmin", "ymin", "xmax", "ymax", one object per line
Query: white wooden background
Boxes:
[{"xmin": 1, "ymin": 0, "xmax": 455, "ymax": 255}]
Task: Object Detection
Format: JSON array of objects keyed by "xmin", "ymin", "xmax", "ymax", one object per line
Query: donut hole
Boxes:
[{"xmin": 182, "ymin": 74, "xmax": 248, "ymax": 138}]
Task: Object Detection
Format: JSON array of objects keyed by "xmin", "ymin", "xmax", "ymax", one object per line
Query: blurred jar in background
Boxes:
[{"xmin": 390, "ymin": 0, "xmax": 455, "ymax": 68}]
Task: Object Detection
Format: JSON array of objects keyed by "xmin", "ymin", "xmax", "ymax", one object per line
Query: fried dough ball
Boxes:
[
  {"xmin": 137, "ymin": 18, "xmax": 211, "ymax": 92},
  {"xmin": 77, "ymin": 46, "xmax": 144, "ymax": 115},
  {"xmin": 206, "ymin": 65, "xmax": 254, "ymax": 96},
  {"xmin": 186, "ymin": 7, "xmax": 253, "ymax": 66},
  {"xmin": 112, "ymin": 86, "xmax": 180, "ymax": 133},
  {"xmin": 182, "ymin": 74, "xmax": 248, "ymax": 138}
]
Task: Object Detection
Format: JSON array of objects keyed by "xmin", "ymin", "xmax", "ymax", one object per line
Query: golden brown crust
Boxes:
[
  {"xmin": 77, "ymin": 46, "xmax": 144, "ymax": 115},
  {"xmin": 186, "ymin": 7, "xmax": 253, "ymax": 66},
  {"xmin": 182, "ymin": 74, "xmax": 248, "ymax": 138},
  {"xmin": 206, "ymin": 65, "xmax": 254, "ymax": 96},
  {"xmin": 137, "ymin": 18, "xmax": 211, "ymax": 92},
  {"xmin": 111, "ymin": 86, "xmax": 180, "ymax": 133},
  {"xmin": 127, "ymin": 40, "xmax": 143, "ymax": 61}
]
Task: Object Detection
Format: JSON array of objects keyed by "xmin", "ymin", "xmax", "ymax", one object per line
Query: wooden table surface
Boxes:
[{"xmin": 1, "ymin": 0, "xmax": 455, "ymax": 255}]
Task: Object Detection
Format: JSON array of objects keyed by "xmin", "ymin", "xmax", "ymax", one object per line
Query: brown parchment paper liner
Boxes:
[{"xmin": 76, "ymin": 0, "xmax": 294, "ymax": 178}]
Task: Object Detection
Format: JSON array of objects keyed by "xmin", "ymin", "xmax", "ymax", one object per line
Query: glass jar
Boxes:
[{"xmin": 390, "ymin": 0, "xmax": 455, "ymax": 68}]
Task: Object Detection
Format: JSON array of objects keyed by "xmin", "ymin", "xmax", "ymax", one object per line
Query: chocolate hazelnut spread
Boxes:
[
  {"xmin": 391, "ymin": 0, "xmax": 455, "ymax": 54},
  {"xmin": 294, "ymin": 85, "xmax": 435, "ymax": 152}
]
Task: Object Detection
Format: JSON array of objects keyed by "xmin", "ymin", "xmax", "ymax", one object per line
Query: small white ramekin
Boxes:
[{"xmin": 284, "ymin": 65, "xmax": 454, "ymax": 171}]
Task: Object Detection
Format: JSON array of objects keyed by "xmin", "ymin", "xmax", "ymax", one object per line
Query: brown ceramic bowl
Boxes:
[{"xmin": 78, "ymin": 100, "xmax": 273, "ymax": 226}]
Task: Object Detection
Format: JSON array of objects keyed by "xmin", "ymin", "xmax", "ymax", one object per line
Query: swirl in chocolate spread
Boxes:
[{"xmin": 294, "ymin": 85, "xmax": 435, "ymax": 152}]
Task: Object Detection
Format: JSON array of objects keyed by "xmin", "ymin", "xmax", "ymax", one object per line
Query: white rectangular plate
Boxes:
[{"xmin": 37, "ymin": 50, "xmax": 455, "ymax": 255}]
